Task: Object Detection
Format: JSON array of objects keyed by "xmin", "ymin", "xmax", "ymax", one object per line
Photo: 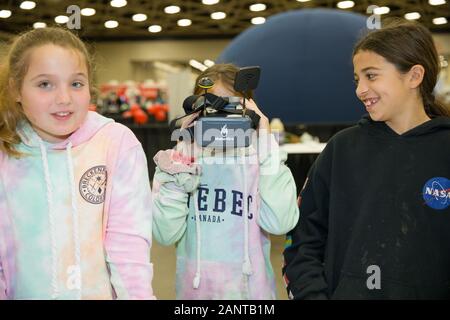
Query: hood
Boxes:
[
  {"xmin": 358, "ymin": 114, "xmax": 450, "ymax": 138},
  {"xmin": 17, "ymin": 111, "xmax": 114, "ymax": 150}
]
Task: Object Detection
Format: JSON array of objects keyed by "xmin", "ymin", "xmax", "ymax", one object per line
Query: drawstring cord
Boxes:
[{"xmin": 38, "ymin": 139, "xmax": 82, "ymax": 299}]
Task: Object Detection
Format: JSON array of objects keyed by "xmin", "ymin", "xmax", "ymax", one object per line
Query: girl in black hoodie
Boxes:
[{"xmin": 283, "ymin": 19, "xmax": 450, "ymax": 299}]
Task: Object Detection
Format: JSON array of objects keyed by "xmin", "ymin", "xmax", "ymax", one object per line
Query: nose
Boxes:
[
  {"xmin": 355, "ymin": 80, "xmax": 368, "ymax": 100},
  {"xmin": 55, "ymin": 86, "xmax": 71, "ymax": 106}
]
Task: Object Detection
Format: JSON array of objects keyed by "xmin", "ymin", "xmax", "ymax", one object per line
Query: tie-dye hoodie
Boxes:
[
  {"xmin": 152, "ymin": 134, "xmax": 299, "ymax": 299},
  {"xmin": 0, "ymin": 111, "xmax": 154, "ymax": 300}
]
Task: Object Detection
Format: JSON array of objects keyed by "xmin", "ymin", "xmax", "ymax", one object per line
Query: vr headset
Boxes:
[{"xmin": 172, "ymin": 66, "xmax": 261, "ymax": 148}]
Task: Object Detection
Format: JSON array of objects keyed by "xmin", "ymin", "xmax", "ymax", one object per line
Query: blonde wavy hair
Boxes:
[{"xmin": 0, "ymin": 26, "xmax": 95, "ymax": 157}]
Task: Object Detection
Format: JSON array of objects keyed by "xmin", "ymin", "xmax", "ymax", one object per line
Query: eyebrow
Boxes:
[
  {"xmin": 30, "ymin": 73, "xmax": 88, "ymax": 81},
  {"xmin": 353, "ymin": 67, "xmax": 382, "ymax": 77}
]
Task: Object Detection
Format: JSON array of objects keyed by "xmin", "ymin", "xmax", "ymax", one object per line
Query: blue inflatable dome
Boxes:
[{"xmin": 218, "ymin": 9, "xmax": 368, "ymax": 124}]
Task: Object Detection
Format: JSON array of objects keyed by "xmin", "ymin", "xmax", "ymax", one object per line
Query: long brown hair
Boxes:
[
  {"xmin": 353, "ymin": 18, "xmax": 449, "ymax": 118},
  {"xmin": 0, "ymin": 26, "xmax": 95, "ymax": 157}
]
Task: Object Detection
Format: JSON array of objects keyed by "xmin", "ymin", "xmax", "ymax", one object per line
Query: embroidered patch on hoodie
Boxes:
[
  {"xmin": 422, "ymin": 177, "xmax": 450, "ymax": 210},
  {"xmin": 79, "ymin": 165, "xmax": 107, "ymax": 204}
]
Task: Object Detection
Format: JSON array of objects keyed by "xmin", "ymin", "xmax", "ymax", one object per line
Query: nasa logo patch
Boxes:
[{"xmin": 422, "ymin": 177, "xmax": 450, "ymax": 210}]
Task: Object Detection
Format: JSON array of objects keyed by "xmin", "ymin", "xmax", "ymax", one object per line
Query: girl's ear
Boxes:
[{"xmin": 408, "ymin": 64, "xmax": 425, "ymax": 89}]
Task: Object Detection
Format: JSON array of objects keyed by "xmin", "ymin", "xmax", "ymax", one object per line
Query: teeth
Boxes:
[
  {"xmin": 55, "ymin": 112, "xmax": 70, "ymax": 116},
  {"xmin": 364, "ymin": 98, "xmax": 378, "ymax": 107}
]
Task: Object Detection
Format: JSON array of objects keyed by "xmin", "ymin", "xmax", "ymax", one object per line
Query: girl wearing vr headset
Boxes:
[
  {"xmin": 283, "ymin": 19, "xmax": 450, "ymax": 299},
  {"xmin": 152, "ymin": 63, "xmax": 299, "ymax": 299}
]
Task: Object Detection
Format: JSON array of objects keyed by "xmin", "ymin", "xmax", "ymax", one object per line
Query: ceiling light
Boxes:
[
  {"xmin": 404, "ymin": 12, "xmax": 421, "ymax": 20},
  {"xmin": 20, "ymin": 1, "xmax": 36, "ymax": 10},
  {"xmin": 373, "ymin": 6, "xmax": 390, "ymax": 15},
  {"xmin": 211, "ymin": 12, "xmax": 226, "ymax": 20},
  {"xmin": 55, "ymin": 15, "xmax": 69, "ymax": 24},
  {"xmin": 337, "ymin": 1, "xmax": 355, "ymax": 9},
  {"xmin": 296, "ymin": 0, "xmax": 311, "ymax": 2},
  {"xmin": 132, "ymin": 13, "xmax": 147, "ymax": 22},
  {"xmin": 0, "ymin": 10, "xmax": 12, "ymax": 18},
  {"xmin": 177, "ymin": 19, "xmax": 192, "ymax": 27},
  {"xmin": 81, "ymin": 8, "xmax": 96, "ymax": 16},
  {"xmin": 202, "ymin": 0, "xmax": 220, "ymax": 4},
  {"xmin": 189, "ymin": 59, "xmax": 207, "ymax": 71},
  {"xmin": 164, "ymin": 5, "xmax": 180, "ymax": 14},
  {"xmin": 204, "ymin": 59, "xmax": 215, "ymax": 67},
  {"xmin": 249, "ymin": 3, "xmax": 266, "ymax": 12},
  {"xmin": 33, "ymin": 22, "xmax": 46, "ymax": 28},
  {"xmin": 429, "ymin": 0, "xmax": 446, "ymax": 5},
  {"xmin": 433, "ymin": 17, "xmax": 448, "ymax": 25},
  {"xmin": 105, "ymin": 20, "xmax": 119, "ymax": 28},
  {"xmin": 148, "ymin": 25, "xmax": 162, "ymax": 33},
  {"xmin": 110, "ymin": 0, "xmax": 127, "ymax": 8},
  {"xmin": 251, "ymin": 17, "xmax": 266, "ymax": 25}
]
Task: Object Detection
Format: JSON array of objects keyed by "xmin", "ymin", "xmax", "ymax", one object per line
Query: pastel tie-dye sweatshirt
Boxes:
[
  {"xmin": 0, "ymin": 111, "xmax": 154, "ymax": 299},
  {"xmin": 152, "ymin": 134, "xmax": 299, "ymax": 299}
]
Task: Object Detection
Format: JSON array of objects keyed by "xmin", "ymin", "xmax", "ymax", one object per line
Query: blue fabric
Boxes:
[{"xmin": 218, "ymin": 9, "xmax": 368, "ymax": 124}]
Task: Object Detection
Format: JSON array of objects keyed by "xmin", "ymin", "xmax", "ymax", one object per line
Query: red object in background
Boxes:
[
  {"xmin": 154, "ymin": 110, "xmax": 167, "ymax": 122},
  {"xmin": 133, "ymin": 109, "xmax": 148, "ymax": 125},
  {"xmin": 88, "ymin": 104, "xmax": 97, "ymax": 112},
  {"xmin": 130, "ymin": 103, "xmax": 140, "ymax": 113},
  {"xmin": 100, "ymin": 84, "xmax": 127, "ymax": 96},
  {"xmin": 123, "ymin": 110, "xmax": 133, "ymax": 119},
  {"xmin": 139, "ymin": 85, "xmax": 158, "ymax": 100},
  {"xmin": 147, "ymin": 103, "xmax": 168, "ymax": 122}
]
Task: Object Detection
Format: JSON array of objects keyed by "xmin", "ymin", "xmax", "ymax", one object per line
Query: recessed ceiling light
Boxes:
[
  {"xmin": 404, "ymin": 12, "xmax": 421, "ymax": 20},
  {"xmin": 148, "ymin": 25, "xmax": 162, "ymax": 33},
  {"xmin": 189, "ymin": 59, "xmax": 207, "ymax": 71},
  {"xmin": 202, "ymin": 0, "xmax": 220, "ymax": 5},
  {"xmin": 433, "ymin": 17, "xmax": 448, "ymax": 25},
  {"xmin": 33, "ymin": 22, "xmax": 46, "ymax": 29},
  {"xmin": 105, "ymin": 20, "xmax": 119, "ymax": 28},
  {"xmin": 337, "ymin": 1, "xmax": 355, "ymax": 9},
  {"xmin": 20, "ymin": 1, "xmax": 36, "ymax": 10},
  {"xmin": 177, "ymin": 19, "xmax": 192, "ymax": 27},
  {"xmin": 81, "ymin": 8, "xmax": 96, "ymax": 16},
  {"xmin": 373, "ymin": 6, "xmax": 390, "ymax": 15},
  {"xmin": 249, "ymin": 3, "xmax": 266, "ymax": 12},
  {"xmin": 211, "ymin": 12, "xmax": 226, "ymax": 20},
  {"xmin": 0, "ymin": 10, "xmax": 12, "ymax": 18},
  {"xmin": 204, "ymin": 59, "xmax": 215, "ymax": 67},
  {"xmin": 132, "ymin": 13, "xmax": 147, "ymax": 22},
  {"xmin": 55, "ymin": 15, "xmax": 69, "ymax": 24},
  {"xmin": 164, "ymin": 5, "xmax": 180, "ymax": 14},
  {"xmin": 296, "ymin": 0, "xmax": 311, "ymax": 2},
  {"xmin": 110, "ymin": 0, "xmax": 127, "ymax": 8},
  {"xmin": 429, "ymin": 0, "xmax": 446, "ymax": 5},
  {"xmin": 251, "ymin": 17, "xmax": 266, "ymax": 25}
]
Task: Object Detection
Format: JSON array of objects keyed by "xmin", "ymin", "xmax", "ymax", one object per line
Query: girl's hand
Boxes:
[
  {"xmin": 181, "ymin": 110, "xmax": 201, "ymax": 129},
  {"xmin": 242, "ymin": 98, "xmax": 270, "ymax": 132}
]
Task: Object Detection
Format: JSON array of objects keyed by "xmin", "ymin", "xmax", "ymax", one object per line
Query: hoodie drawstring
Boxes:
[
  {"xmin": 240, "ymin": 148, "xmax": 252, "ymax": 299},
  {"xmin": 39, "ymin": 140, "xmax": 59, "ymax": 299},
  {"xmin": 192, "ymin": 189, "xmax": 201, "ymax": 289},
  {"xmin": 38, "ymin": 139, "xmax": 82, "ymax": 299},
  {"xmin": 66, "ymin": 142, "xmax": 82, "ymax": 299}
]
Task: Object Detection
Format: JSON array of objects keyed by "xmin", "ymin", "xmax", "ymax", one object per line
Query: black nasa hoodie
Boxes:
[{"xmin": 283, "ymin": 115, "xmax": 450, "ymax": 299}]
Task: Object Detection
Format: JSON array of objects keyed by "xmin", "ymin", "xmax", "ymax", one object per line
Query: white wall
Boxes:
[{"xmin": 93, "ymin": 39, "xmax": 230, "ymax": 84}]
